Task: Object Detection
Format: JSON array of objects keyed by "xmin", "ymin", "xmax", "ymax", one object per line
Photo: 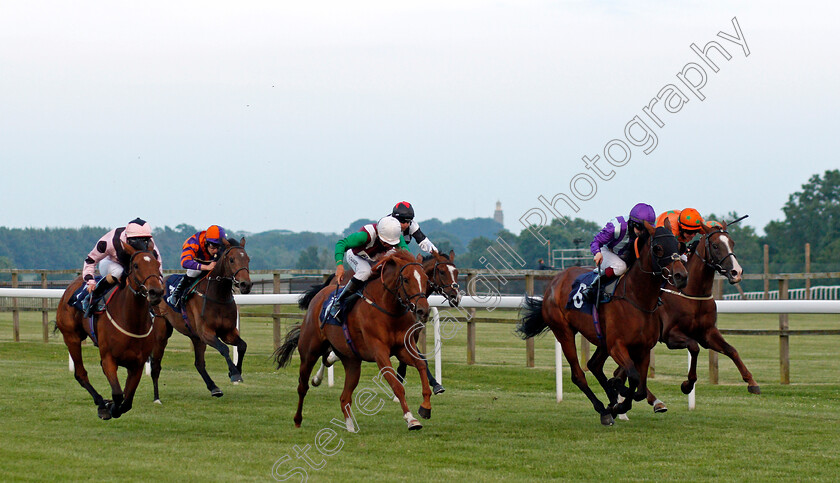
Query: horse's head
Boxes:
[
  {"xmin": 217, "ymin": 237, "xmax": 253, "ymax": 294},
  {"xmin": 376, "ymin": 251, "xmax": 430, "ymax": 321},
  {"xmin": 644, "ymin": 218, "xmax": 688, "ymax": 289},
  {"xmin": 122, "ymin": 242, "xmax": 165, "ymax": 305},
  {"xmin": 699, "ymin": 221, "xmax": 743, "ymax": 284},
  {"xmin": 422, "ymin": 249, "xmax": 461, "ymax": 307}
]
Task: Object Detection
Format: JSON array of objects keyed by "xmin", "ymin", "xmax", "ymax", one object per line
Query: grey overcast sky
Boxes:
[{"xmin": 1, "ymin": 1, "xmax": 837, "ymax": 236}]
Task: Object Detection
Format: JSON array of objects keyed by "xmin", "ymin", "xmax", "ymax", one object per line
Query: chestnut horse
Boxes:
[
  {"xmin": 614, "ymin": 219, "xmax": 756, "ymax": 413},
  {"xmin": 275, "ymin": 250, "xmax": 432, "ymax": 431},
  {"xmin": 150, "ymin": 237, "xmax": 252, "ymax": 401},
  {"xmin": 55, "ymin": 245, "xmax": 165, "ymax": 419},
  {"xmin": 516, "ymin": 220, "xmax": 687, "ymax": 425},
  {"xmin": 310, "ymin": 249, "xmax": 461, "ymax": 388}
]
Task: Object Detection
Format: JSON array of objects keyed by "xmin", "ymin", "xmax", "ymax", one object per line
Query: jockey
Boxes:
[
  {"xmin": 656, "ymin": 208, "xmax": 706, "ymax": 253},
  {"xmin": 581, "ymin": 203, "xmax": 656, "ymax": 302},
  {"xmin": 390, "ymin": 201, "xmax": 438, "ymax": 253},
  {"xmin": 81, "ymin": 218, "xmax": 161, "ymax": 317},
  {"xmin": 328, "ymin": 216, "xmax": 409, "ymax": 318},
  {"xmin": 167, "ymin": 225, "xmax": 227, "ymax": 308}
]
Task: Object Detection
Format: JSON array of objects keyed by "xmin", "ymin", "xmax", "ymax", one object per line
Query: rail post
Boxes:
[
  {"xmin": 805, "ymin": 243, "xmax": 811, "ymax": 300},
  {"xmin": 41, "ymin": 273, "xmax": 49, "ymax": 343},
  {"xmin": 466, "ymin": 272, "xmax": 476, "ymax": 365},
  {"xmin": 779, "ymin": 278, "xmax": 790, "ymax": 384},
  {"xmin": 763, "ymin": 244, "xmax": 770, "ymax": 300},
  {"xmin": 273, "ymin": 272, "xmax": 282, "ymax": 350},
  {"xmin": 12, "ymin": 272, "xmax": 19, "ymax": 342}
]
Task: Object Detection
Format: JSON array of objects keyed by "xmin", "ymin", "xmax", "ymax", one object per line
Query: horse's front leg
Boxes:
[
  {"xmin": 395, "ymin": 346, "xmax": 432, "ymax": 420},
  {"xmin": 704, "ymin": 327, "xmax": 761, "ymax": 394},
  {"xmin": 192, "ymin": 337, "xmax": 221, "ymax": 396},
  {"xmin": 586, "ymin": 345, "xmax": 617, "ymax": 406},
  {"xmin": 681, "ymin": 339, "xmax": 701, "ymax": 395},
  {"xmin": 150, "ymin": 319, "xmax": 172, "ymax": 404},
  {"xmin": 201, "ymin": 330, "xmax": 241, "ymax": 384},
  {"xmin": 371, "ymin": 346, "xmax": 421, "ymax": 430},
  {"xmin": 100, "ymin": 354, "xmax": 124, "ymax": 419},
  {"xmin": 608, "ymin": 341, "xmax": 639, "ymax": 417},
  {"xmin": 222, "ymin": 329, "xmax": 247, "ymax": 381},
  {"xmin": 338, "ymin": 358, "xmax": 362, "ymax": 432},
  {"xmin": 117, "ymin": 361, "xmax": 145, "ymax": 416}
]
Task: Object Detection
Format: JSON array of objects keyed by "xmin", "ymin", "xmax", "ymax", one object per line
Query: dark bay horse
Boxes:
[
  {"xmin": 310, "ymin": 250, "xmax": 460, "ymax": 388},
  {"xmin": 55, "ymin": 245, "xmax": 165, "ymax": 419},
  {"xmin": 275, "ymin": 250, "xmax": 432, "ymax": 431},
  {"xmin": 516, "ymin": 220, "xmax": 687, "ymax": 425},
  {"xmin": 151, "ymin": 237, "xmax": 252, "ymax": 401},
  {"xmin": 616, "ymin": 219, "xmax": 757, "ymax": 413}
]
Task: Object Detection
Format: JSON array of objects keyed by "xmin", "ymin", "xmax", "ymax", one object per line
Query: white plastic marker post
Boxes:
[
  {"xmin": 688, "ymin": 351, "xmax": 696, "ymax": 410},
  {"xmin": 555, "ymin": 339, "xmax": 563, "ymax": 402},
  {"xmin": 328, "ymin": 365, "xmax": 334, "ymax": 387},
  {"xmin": 69, "ymin": 355, "xmax": 73, "ymax": 372},
  {"xmin": 432, "ymin": 307, "xmax": 442, "ymax": 383}
]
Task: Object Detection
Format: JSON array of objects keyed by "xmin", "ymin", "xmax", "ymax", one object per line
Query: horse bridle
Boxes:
[
  {"xmin": 700, "ymin": 228, "xmax": 738, "ymax": 276},
  {"xmin": 207, "ymin": 246, "xmax": 251, "ymax": 290},
  {"xmin": 382, "ymin": 261, "xmax": 428, "ymax": 313},
  {"xmin": 637, "ymin": 233, "xmax": 682, "ymax": 286},
  {"xmin": 429, "ymin": 259, "xmax": 460, "ymax": 305},
  {"xmin": 125, "ymin": 250, "xmax": 163, "ymax": 299}
]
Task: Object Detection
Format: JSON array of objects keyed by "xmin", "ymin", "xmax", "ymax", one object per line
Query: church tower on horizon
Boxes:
[{"xmin": 493, "ymin": 201, "xmax": 504, "ymax": 226}]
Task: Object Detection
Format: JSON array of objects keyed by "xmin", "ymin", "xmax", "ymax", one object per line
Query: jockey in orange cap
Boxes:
[
  {"xmin": 656, "ymin": 208, "xmax": 705, "ymax": 255},
  {"xmin": 167, "ymin": 225, "xmax": 227, "ymax": 308}
]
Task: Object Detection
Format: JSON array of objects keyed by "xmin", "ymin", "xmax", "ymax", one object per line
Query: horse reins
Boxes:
[
  {"xmin": 105, "ymin": 250, "xmax": 160, "ymax": 338},
  {"xmin": 372, "ymin": 261, "xmax": 428, "ymax": 315}
]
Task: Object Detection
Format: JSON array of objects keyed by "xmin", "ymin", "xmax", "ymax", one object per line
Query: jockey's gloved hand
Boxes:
[
  {"xmin": 86, "ymin": 280, "xmax": 96, "ymax": 292},
  {"xmin": 419, "ymin": 239, "xmax": 437, "ymax": 253},
  {"xmin": 680, "ymin": 254, "xmax": 688, "ymax": 263}
]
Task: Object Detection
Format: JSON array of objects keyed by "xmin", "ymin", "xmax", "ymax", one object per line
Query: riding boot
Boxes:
[
  {"xmin": 328, "ymin": 277, "xmax": 363, "ymax": 318},
  {"xmin": 168, "ymin": 275, "xmax": 198, "ymax": 308},
  {"xmin": 84, "ymin": 279, "xmax": 116, "ymax": 318}
]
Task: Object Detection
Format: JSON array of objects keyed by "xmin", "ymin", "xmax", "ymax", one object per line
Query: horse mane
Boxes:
[
  {"xmin": 226, "ymin": 237, "xmax": 241, "ymax": 247},
  {"xmin": 299, "ymin": 274, "xmax": 335, "ymax": 310},
  {"xmin": 371, "ymin": 249, "xmax": 416, "ymax": 272},
  {"xmin": 422, "ymin": 251, "xmax": 450, "ymax": 263}
]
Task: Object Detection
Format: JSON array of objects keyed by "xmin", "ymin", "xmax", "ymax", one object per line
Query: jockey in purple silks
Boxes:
[{"xmin": 581, "ymin": 203, "xmax": 656, "ymax": 303}]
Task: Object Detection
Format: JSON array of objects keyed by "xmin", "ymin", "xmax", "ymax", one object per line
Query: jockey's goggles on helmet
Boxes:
[
  {"xmin": 127, "ymin": 237, "xmax": 151, "ymax": 251},
  {"xmin": 207, "ymin": 241, "xmax": 222, "ymax": 250}
]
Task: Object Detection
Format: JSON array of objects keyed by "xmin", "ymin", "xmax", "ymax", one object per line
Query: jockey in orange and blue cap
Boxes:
[{"xmin": 167, "ymin": 225, "xmax": 227, "ymax": 308}]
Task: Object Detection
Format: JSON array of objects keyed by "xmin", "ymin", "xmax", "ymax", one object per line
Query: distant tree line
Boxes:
[{"xmin": 1, "ymin": 170, "xmax": 837, "ymax": 293}]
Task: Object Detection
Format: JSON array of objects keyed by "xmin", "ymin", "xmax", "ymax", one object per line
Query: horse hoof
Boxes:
[
  {"xmin": 653, "ymin": 403, "xmax": 668, "ymax": 413},
  {"xmin": 433, "ymin": 384, "xmax": 445, "ymax": 395},
  {"xmin": 311, "ymin": 377, "xmax": 322, "ymax": 387},
  {"xmin": 210, "ymin": 387, "xmax": 224, "ymax": 397},
  {"xmin": 154, "ymin": 399, "xmax": 163, "ymax": 405},
  {"xmin": 418, "ymin": 406, "xmax": 431, "ymax": 420},
  {"xmin": 680, "ymin": 381, "xmax": 695, "ymax": 395},
  {"xmin": 392, "ymin": 395, "xmax": 400, "ymax": 403},
  {"xmin": 618, "ymin": 413, "xmax": 630, "ymax": 421},
  {"xmin": 748, "ymin": 385, "xmax": 761, "ymax": 395},
  {"xmin": 230, "ymin": 374, "xmax": 243, "ymax": 384},
  {"xmin": 407, "ymin": 419, "xmax": 423, "ymax": 431},
  {"xmin": 600, "ymin": 414, "xmax": 615, "ymax": 426},
  {"xmin": 98, "ymin": 406, "xmax": 112, "ymax": 420}
]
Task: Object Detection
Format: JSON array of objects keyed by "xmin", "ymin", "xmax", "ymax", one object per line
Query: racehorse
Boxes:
[
  {"xmin": 275, "ymin": 250, "xmax": 432, "ymax": 431},
  {"xmin": 613, "ymin": 219, "xmax": 756, "ymax": 413},
  {"xmin": 55, "ymin": 244, "xmax": 165, "ymax": 419},
  {"xmin": 516, "ymin": 220, "xmax": 687, "ymax": 425},
  {"xmin": 309, "ymin": 250, "xmax": 460, "ymax": 388},
  {"xmin": 150, "ymin": 237, "xmax": 252, "ymax": 401}
]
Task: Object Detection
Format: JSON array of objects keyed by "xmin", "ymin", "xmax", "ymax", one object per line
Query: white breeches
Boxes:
[
  {"xmin": 600, "ymin": 248, "xmax": 627, "ymax": 276},
  {"xmin": 344, "ymin": 250, "xmax": 373, "ymax": 281},
  {"xmin": 98, "ymin": 259, "xmax": 124, "ymax": 280}
]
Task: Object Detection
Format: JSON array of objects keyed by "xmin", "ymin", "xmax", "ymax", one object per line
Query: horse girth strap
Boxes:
[
  {"xmin": 104, "ymin": 306, "xmax": 155, "ymax": 338},
  {"xmin": 660, "ymin": 288, "xmax": 714, "ymax": 301}
]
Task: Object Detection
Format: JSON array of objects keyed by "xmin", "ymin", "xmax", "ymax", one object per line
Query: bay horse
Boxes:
[
  {"xmin": 516, "ymin": 220, "xmax": 687, "ymax": 425},
  {"xmin": 310, "ymin": 249, "xmax": 460, "ymax": 388},
  {"xmin": 55, "ymin": 244, "xmax": 165, "ymax": 419},
  {"xmin": 275, "ymin": 250, "xmax": 432, "ymax": 431},
  {"xmin": 613, "ymin": 219, "xmax": 757, "ymax": 413},
  {"xmin": 150, "ymin": 237, "xmax": 252, "ymax": 401}
]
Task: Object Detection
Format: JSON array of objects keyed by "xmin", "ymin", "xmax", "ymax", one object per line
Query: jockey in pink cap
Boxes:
[{"xmin": 81, "ymin": 218, "xmax": 162, "ymax": 316}]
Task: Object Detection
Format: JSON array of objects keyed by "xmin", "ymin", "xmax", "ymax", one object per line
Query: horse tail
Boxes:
[
  {"xmin": 274, "ymin": 324, "xmax": 302, "ymax": 369},
  {"xmin": 516, "ymin": 295, "xmax": 549, "ymax": 339},
  {"xmin": 298, "ymin": 274, "xmax": 336, "ymax": 310}
]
